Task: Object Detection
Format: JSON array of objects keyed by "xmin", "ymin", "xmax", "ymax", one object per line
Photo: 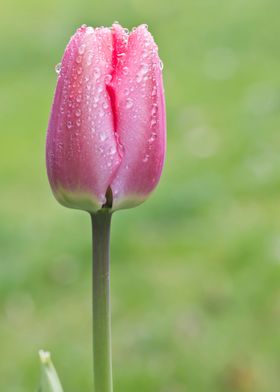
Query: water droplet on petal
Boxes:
[
  {"xmin": 125, "ymin": 98, "xmax": 134, "ymax": 109},
  {"xmin": 159, "ymin": 59, "xmax": 164, "ymax": 70},
  {"xmin": 94, "ymin": 67, "xmax": 101, "ymax": 78},
  {"xmin": 67, "ymin": 120, "xmax": 73, "ymax": 129},
  {"xmin": 75, "ymin": 108, "xmax": 81, "ymax": 117},
  {"xmin": 103, "ymin": 102, "xmax": 109, "ymax": 110},
  {"xmin": 76, "ymin": 56, "xmax": 82, "ymax": 64},
  {"xmin": 151, "ymin": 104, "xmax": 158, "ymax": 116},
  {"xmin": 100, "ymin": 132, "xmax": 107, "ymax": 142},
  {"xmin": 143, "ymin": 154, "xmax": 149, "ymax": 163},
  {"xmin": 55, "ymin": 63, "xmax": 61, "ymax": 74},
  {"xmin": 109, "ymin": 146, "xmax": 116, "ymax": 155},
  {"xmin": 76, "ymin": 95, "xmax": 82, "ymax": 103},
  {"xmin": 136, "ymin": 73, "xmax": 142, "ymax": 83},
  {"xmin": 78, "ymin": 44, "xmax": 86, "ymax": 55},
  {"xmin": 123, "ymin": 66, "xmax": 129, "ymax": 75},
  {"xmin": 151, "ymin": 118, "xmax": 157, "ymax": 128},
  {"xmin": 86, "ymin": 51, "xmax": 93, "ymax": 66},
  {"xmin": 151, "ymin": 86, "xmax": 157, "ymax": 96},
  {"xmin": 104, "ymin": 74, "xmax": 112, "ymax": 84}
]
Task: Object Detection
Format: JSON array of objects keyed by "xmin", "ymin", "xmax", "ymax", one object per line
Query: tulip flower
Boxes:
[
  {"xmin": 45, "ymin": 23, "xmax": 166, "ymax": 392},
  {"xmin": 46, "ymin": 23, "xmax": 166, "ymax": 213}
]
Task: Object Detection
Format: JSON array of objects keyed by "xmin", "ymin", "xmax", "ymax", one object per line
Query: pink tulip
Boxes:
[{"xmin": 46, "ymin": 23, "xmax": 166, "ymax": 212}]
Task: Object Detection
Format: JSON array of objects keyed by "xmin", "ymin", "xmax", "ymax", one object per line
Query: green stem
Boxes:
[{"xmin": 91, "ymin": 211, "xmax": 113, "ymax": 392}]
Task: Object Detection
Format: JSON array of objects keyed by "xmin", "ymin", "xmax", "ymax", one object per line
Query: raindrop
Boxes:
[
  {"xmin": 109, "ymin": 146, "xmax": 116, "ymax": 155},
  {"xmin": 150, "ymin": 118, "xmax": 157, "ymax": 128},
  {"xmin": 140, "ymin": 63, "xmax": 149, "ymax": 74},
  {"xmin": 151, "ymin": 104, "xmax": 158, "ymax": 116},
  {"xmin": 67, "ymin": 120, "xmax": 73, "ymax": 129},
  {"xmin": 123, "ymin": 66, "xmax": 129, "ymax": 75},
  {"xmin": 75, "ymin": 108, "xmax": 81, "ymax": 117},
  {"xmin": 159, "ymin": 60, "xmax": 164, "ymax": 70},
  {"xmin": 94, "ymin": 67, "xmax": 101, "ymax": 78},
  {"xmin": 78, "ymin": 44, "xmax": 86, "ymax": 55},
  {"xmin": 77, "ymin": 66, "xmax": 83, "ymax": 75},
  {"xmin": 76, "ymin": 56, "xmax": 82, "ymax": 64},
  {"xmin": 149, "ymin": 132, "xmax": 157, "ymax": 143},
  {"xmin": 100, "ymin": 132, "xmax": 107, "ymax": 141},
  {"xmin": 151, "ymin": 86, "xmax": 157, "ymax": 96},
  {"xmin": 76, "ymin": 118, "xmax": 81, "ymax": 126},
  {"xmin": 142, "ymin": 154, "xmax": 149, "ymax": 163},
  {"xmin": 124, "ymin": 88, "xmax": 129, "ymax": 96},
  {"xmin": 104, "ymin": 74, "xmax": 112, "ymax": 84},
  {"xmin": 126, "ymin": 98, "xmax": 134, "ymax": 109},
  {"xmin": 103, "ymin": 102, "xmax": 109, "ymax": 110},
  {"xmin": 86, "ymin": 52, "xmax": 93, "ymax": 66},
  {"xmin": 76, "ymin": 95, "xmax": 82, "ymax": 103},
  {"xmin": 136, "ymin": 73, "xmax": 142, "ymax": 83},
  {"xmin": 55, "ymin": 63, "xmax": 61, "ymax": 74}
]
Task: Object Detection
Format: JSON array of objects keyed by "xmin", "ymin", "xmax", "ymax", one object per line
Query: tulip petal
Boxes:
[
  {"xmin": 110, "ymin": 25, "xmax": 166, "ymax": 210},
  {"xmin": 46, "ymin": 25, "xmax": 121, "ymax": 211}
]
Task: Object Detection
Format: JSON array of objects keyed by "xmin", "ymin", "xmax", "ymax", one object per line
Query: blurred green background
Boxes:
[{"xmin": 1, "ymin": 0, "xmax": 280, "ymax": 391}]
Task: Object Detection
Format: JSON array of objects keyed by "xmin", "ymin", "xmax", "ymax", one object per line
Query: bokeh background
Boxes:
[{"xmin": 1, "ymin": 0, "xmax": 280, "ymax": 391}]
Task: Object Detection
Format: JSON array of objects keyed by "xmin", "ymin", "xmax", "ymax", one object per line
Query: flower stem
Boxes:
[{"xmin": 91, "ymin": 211, "xmax": 113, "ymax": 392}]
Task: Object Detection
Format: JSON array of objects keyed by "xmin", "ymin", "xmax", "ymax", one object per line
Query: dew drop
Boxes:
[
  {"xmin": 103, "ymin": 102, "xmax": 109, "ymax": 110},
  {"xmin": 104, "ymin": 74, "xmax": 112, "ymax": 84},
  {"xmin": 100, "ymin": 132, "xmax": 107, "ymax": 142},
  {"xmin": 151, "ymin": 104, "xmax": 158, "ymax": 116},
  {"xmin": 151, "ymin": 86, "xmax": 157, "ymax": 96},
  {"xmin": 159, "ymin": 59, "xmax": 164, "ymax": 70},
  {"xmin": 136, "ymin": 73, "xmax": 142, "ymax": 83},
  {"xmin": 78, "ymin": 44, "xmax": 86, "ymax": 55},
  {"xmin": 124, "ymin": 87, "xmax": 129, "ymax": 96},
  {"xmin": 86, "ymin": 52, "xmax": 93, "ymax": 66},
  {"xmin": 55, "ymin": 63, "xmax": 61, "ymax": 74},
  {"xmin": 143, "ymin": 154, "xmax": 149, "ymax": 163},
  {"xmin": 77, "ymin": 66, "xmax": 83, "ymax": 75},
  {"xmin": 151, "ymin": 118, "xmax": 157, "ymax": 128},
  {"xmin": 76, "ymin": 118, "xmax": 81, "ymax": 126},
  {"xmin": 76, "ymin": 56, "xmax": 82, "ymax": 64},
  {"xmin": 125, "ymin": 98, "xmax": 134, "ymax": 109},
  {"xmin": 109, "ymin": 146, "xmax": 116, "ymax": 155},
  {"xmin": 67, "ymin": 120, "xmax": 73, "ymax": 129},
  {"xmin": 75, "ymin": 108, "xmax": 81, "ymax": 117},
  {"xmin": 94, "ymin": 67, "xmax": 101, "ymax": 78},
  {"xmin": 76, "ymin": 95, "xmax": 82, "ymax": 103},
  {"xmin": 149, "ymin": 132, "xmax": 157, "ymax": 143},
  {"xmin": 123, "ymin": 66, "xmax": 129, "ymax": 75}
]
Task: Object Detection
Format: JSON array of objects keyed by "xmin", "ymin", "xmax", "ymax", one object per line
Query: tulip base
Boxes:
[{"xmin": 91, "ymin": 211, "xmax": 113, "ymax": 392}]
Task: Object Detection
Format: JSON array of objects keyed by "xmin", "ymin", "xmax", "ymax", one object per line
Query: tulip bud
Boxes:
[{"xmin": 46, "ymin": 23, "xmax": 166, "ymax": 212}]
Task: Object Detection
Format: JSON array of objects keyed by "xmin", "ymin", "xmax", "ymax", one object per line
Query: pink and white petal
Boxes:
[
  {"xmin": 110, "ymin": 25, "xmax": 166, "ymax": 210},
  {"xmin": 46, "ymin": 26, "xmax": 121, "ymax": 211}
]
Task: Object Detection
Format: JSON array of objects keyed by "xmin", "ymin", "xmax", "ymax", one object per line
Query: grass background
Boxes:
[{"xmin": 1, "ymin": 0, "xmax": 280, "ymax": 391}]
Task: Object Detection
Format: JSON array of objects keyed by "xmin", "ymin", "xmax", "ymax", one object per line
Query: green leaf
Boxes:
[{"xmin": 38, "ymin": 350, "xmax": 64, "ymax": 392}]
